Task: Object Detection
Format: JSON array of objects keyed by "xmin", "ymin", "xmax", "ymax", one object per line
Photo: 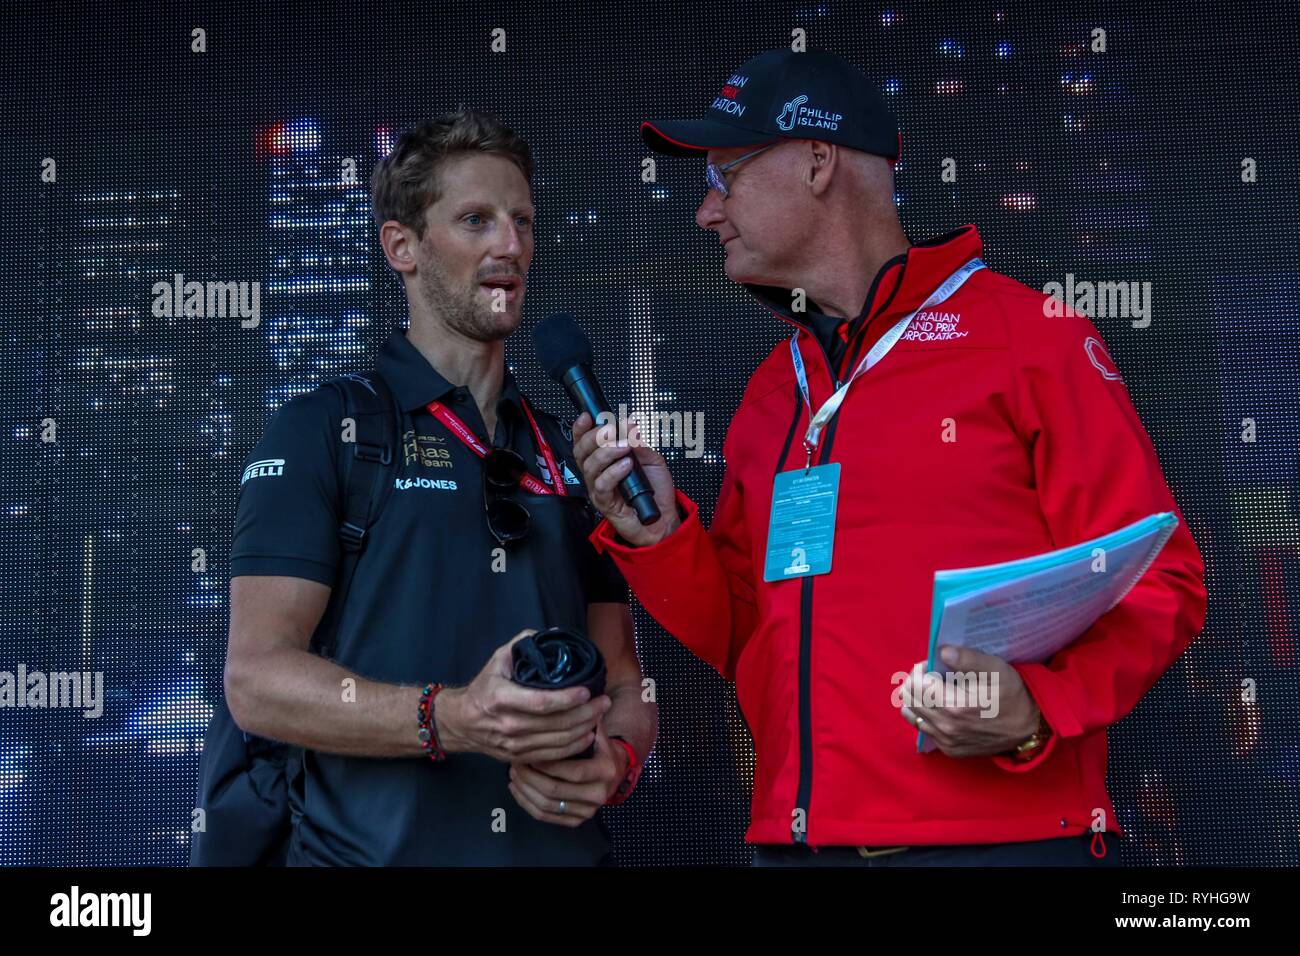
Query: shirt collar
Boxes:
[
  {"xmin": 499, "ymin": 368, "xmax": 526, "ymax": 422},
  {"xmin": 744, "ymin": 223, "xmax": 985, "ymax": 348},
  {"xmin": 376, "ymin": 329, "xmax": 527, "ymax": 422}
]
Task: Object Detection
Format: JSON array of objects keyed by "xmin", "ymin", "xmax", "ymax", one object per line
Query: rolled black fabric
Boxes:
[{"xmin": 512, "ymin": 627, "xmax": 607, "ymax": 758}]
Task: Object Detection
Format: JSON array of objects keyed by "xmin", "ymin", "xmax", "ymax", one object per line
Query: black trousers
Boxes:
[{"xmin": 751, "ymin": 831, "xmax": 1122, "ymax": 867}]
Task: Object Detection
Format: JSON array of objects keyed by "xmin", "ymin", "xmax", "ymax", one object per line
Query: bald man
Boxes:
[{"xmin": 572, "ymin": 50, "xmax": 1205, "ymax": 866}]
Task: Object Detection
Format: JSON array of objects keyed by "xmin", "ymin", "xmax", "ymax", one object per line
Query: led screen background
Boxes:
[{"xmin": 1, "ymin": 1, "xmax": 1297, "ymax": 865}]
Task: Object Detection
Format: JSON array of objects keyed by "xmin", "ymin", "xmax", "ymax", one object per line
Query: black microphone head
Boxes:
[{"xmin": 534, "ymin": 312, "xmax": 594, "ymax": 381}]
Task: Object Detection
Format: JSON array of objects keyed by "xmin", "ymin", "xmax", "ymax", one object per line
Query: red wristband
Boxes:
[
  {"xmin": 605, "ymin": 736, "xmax": 641, "ymax": 806},
  {"xmin": 417, "ymin": 683, "xmax": 447, "ymax": 762}
]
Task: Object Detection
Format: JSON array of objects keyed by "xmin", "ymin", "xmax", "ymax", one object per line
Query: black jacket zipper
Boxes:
[
  {"xmin": 790, "ymin": 333, "xmax": 844, "ymax": 843},
  {"xmin": 787, "ymin": 253, "xmax": 913, "ymax": 844}
]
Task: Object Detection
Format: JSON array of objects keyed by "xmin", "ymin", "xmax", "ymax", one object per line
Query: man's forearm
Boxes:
[
  {"xmin": 603, "ymin": 678, "xmax": 657, "ymax": 772},
  {"xmin": 226, "ymin": 646, "xmax": 428, "ymax": 758},
  {"xmin": 592, "ymin": 491, "xmax": 752, "ymax": 681}
]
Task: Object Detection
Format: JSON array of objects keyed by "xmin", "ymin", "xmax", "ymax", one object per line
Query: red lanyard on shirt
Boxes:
[{"xmin": 424, "ymin": 396, "xmax": 568, "ymax": 497}]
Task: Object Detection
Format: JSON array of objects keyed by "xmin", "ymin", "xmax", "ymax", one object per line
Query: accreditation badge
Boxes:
[{"xmin": 763, "ymin": 463, "xmax": 841, "ymax": 581}]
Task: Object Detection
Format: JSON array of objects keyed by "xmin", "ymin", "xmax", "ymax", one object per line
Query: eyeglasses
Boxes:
[
  {"xmin": 482, "ymin": 447, "xmax": 531, "ymax": 545},
  {"xmin": 704, "ymin": 142, "xmax": 779, "ymax": 198}
]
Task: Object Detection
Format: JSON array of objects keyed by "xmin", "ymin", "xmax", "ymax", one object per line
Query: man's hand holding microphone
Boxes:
[
  {"xmin": 570, "ymin": 411, "xmax": 680, "ymax": 548},
  {"xmin": 532, "ymin": 310, "xmax": 680, "ymax": 549}
]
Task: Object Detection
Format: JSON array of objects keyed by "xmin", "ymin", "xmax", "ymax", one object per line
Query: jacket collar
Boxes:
[
  {"xmin": 744, "ymin": 223, "xmax": 984, "ymax": 367},
  {"xmin": 376, "ymin": 329, "xmax": 526, "ymax": 418}
]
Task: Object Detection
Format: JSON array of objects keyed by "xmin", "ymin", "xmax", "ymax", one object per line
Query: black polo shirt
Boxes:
[{"xmin": 229, "ymin": 329, "xmax": 627, "ymax": 866}]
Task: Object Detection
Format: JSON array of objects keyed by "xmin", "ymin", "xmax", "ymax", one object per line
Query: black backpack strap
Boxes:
[{"xmin": 314, "ymin": 370, "xmax": 398, "ymax": 659}]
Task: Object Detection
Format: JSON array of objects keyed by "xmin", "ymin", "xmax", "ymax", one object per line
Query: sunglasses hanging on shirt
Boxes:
[
  {"xmin": 426, "ymin": 396, "xmax": 569, "ymax": 547},
  {"xmin": 482, "ymin": 446, "xmax": 532, "ymax": 545}
]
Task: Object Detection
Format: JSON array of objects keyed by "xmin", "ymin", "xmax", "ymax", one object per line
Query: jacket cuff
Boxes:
[
  {"xmin": 990, "ymin": 662, "xmax": 1074, "ymax": 773},
  {"xmin": 588, "ymin": 490, "xmax": 699, "ymax": 559},
  {"xmin": 1009, "ymin": 661, "xmax": 1085, "ymax": 738},
  {"xmin": 990, "ymin": 718, "xmax": 1060, "ymax": 772}
]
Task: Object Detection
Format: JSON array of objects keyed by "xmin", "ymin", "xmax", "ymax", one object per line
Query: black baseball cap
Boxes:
[{"xmin": 642, "ymin": 50, "xmax": 900, "ymax": 163}]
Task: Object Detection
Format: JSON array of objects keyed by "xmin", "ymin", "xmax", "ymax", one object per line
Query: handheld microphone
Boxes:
[{"xmin": 533, "ymin": 313, "xmax": 662, "ymax": 525}]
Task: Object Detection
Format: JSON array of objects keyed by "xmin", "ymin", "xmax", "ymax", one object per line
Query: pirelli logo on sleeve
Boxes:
[{"xmin": 241, "ymin": 458, "xmax": 285, "ymax": 485}]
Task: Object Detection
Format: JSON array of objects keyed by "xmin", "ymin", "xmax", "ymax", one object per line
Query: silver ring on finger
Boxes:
[{"xmin": 557, "ymin": 799, "xmax": 568, "ymax": 815}]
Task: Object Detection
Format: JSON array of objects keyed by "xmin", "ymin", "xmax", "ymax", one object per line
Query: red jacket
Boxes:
[{"xmin": 591, "ymin": 224, "xmax": 1207, "ymax": 847}]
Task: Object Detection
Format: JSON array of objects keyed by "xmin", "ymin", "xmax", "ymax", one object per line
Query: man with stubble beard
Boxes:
[{"xmin": 225, "ymin": 111, "xmax": 655, "ymax": 865}]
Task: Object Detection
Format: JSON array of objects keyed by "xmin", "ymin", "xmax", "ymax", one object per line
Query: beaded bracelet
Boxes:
[{"xmin": 417, "ymin": 682, "xmax": 447, "ymax": 762}]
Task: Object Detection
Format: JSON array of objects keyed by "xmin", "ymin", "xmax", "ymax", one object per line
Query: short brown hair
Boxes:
[{"xmin": 370, "ymin": 110, "xmax": 533, "ymax": 237}]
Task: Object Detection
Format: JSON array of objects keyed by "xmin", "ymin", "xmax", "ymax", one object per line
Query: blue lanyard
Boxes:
[{"xmin": 789, "ymin": 257, "xmax": 986, "ymax": 469}]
